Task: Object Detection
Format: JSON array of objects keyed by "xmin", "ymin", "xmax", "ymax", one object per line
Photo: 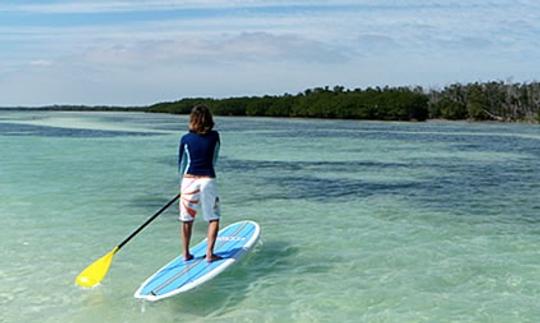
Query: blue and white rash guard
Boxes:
[{"xmin": 178, "ymin": 130, "xmax": 220, "ymax": 177}]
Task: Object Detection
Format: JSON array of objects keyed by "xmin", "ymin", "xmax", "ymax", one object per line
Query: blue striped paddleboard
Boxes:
[{"xmin": 134, "ymin": 220, "xmax": 260, "ymax": 301}]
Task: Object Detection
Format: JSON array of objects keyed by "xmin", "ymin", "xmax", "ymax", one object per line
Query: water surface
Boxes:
[{"xmin": 1, "ymin": 111, "xmax": 539, "ymax": 322}]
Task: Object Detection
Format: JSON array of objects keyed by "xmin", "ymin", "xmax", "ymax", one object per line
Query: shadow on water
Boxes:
[
  {"xmin": 154, "ymin": 241, "xmax": 302, "ymax": 318},
  {"xmin": 260, "ymin": 176, "xmax": 422, "ymax": 201},
  {"xmin": 0, "ymin": 122, "xmax": 157, "ymax": 138},
  {"xmin": 127, "ymin": 187, "xmax": 180, "ymax": 210},
  {"xmin": 220, "ymin": 157, "xmax": 408, "ymax": 173},
  {"xmin": 154, "ymin": 155, "xmax": 178, "ymax": 168},
  {"xmin": 217, "ymin": 155, "xmax": 540, "ymax": 224}
]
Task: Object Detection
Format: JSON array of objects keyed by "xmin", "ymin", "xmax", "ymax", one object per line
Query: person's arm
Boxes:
[
  {"xmin": 178, "ymin": 138, "xmax": 188, "ymax": 175},
  {"xmin": 212, "ymin": 133, "xmax": 220, "ymax": 168}
]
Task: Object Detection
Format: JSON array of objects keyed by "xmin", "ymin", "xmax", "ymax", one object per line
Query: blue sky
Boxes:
[{"xmin": 1, "ymin": 0, "xmax": 539, "ymax": 106}]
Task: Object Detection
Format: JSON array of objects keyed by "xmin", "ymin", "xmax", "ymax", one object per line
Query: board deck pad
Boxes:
[{"xmin": 134, "ymin": 220, "xmax": 260, "ymax": 301}]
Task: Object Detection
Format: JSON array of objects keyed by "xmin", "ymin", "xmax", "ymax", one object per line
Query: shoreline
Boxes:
[
  {"xmin": 2, "ymin": 81, "xmax": 540, "ymax": 123},
  {"xmin": 1, "ymin": 108, "xmax": 538, "ymax": 124}
]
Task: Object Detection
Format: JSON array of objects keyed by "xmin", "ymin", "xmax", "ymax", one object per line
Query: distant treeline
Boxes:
[
  {"xmin": 147, "ymin": 86, "xmax": 430, "ymax": 121},
  {"xmin": 4, "ymin": 82, "xmax": 539, "ymax": 122},
  {"xmin": 147, "ymin": 82, "xmax": 540, "ymax": 122},
  {"xmin": 428, "ymin": 82, "xmax": 540, "ymax": 122},
  {"xmin": 0, "ymin": 105, "xmax": 143, "ymax": 112}
]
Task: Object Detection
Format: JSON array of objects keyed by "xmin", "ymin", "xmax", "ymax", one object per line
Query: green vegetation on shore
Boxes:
[
  {"xmin": 148, "ymin": 86, "xmax": 429, "ymax": 121},
  {"xmin": 428, "ymin": 82, "xmax": 540, "ymax": 122},
  {"xmin": 4, "ymin": 81, "xmax": 539, "ymax": 122},
  {"xmin": 148, "ymin": 81, "xmax": 540, "ymax": 122}
]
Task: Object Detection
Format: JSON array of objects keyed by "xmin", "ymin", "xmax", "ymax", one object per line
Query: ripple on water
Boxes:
[{"xmin": 1, "ymin": 112, "xmax": 540, "ymax": 321}]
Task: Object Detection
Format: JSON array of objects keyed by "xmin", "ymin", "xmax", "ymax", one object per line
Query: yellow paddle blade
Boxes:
[{"xmin": 75, "ymin": 247, "xmax": 118, "ymax": 288}]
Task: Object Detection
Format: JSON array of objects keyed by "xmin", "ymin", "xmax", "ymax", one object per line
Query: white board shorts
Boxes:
[{"xmin": 179, "ymin": 177, "xmax": 220, "ymax": 222}]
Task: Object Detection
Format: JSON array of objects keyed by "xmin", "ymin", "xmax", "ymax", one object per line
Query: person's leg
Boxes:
[
  {"xmin": 206, "ymin": 220, "xmax": 221, "ymax": 262},
  {"xmin": 179, "ymin": 178, "xmax": 200, "ymax": 261},
  {"xmin": 182, "ymin": 221, "xmax": 194, "ymax": 261},
  {"xmin": 200, "ymin": 178, "xmax": 222, "ymax": 262}
]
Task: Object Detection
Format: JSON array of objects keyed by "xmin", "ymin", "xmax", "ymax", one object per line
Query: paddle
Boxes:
[{"xmin": 75, "ymin": 194, "xmax": 180, "ymax": 288}]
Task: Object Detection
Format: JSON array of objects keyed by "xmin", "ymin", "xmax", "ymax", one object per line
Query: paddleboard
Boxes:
[{"xmin": 134, "ymin": 220, "xmax": 260, "ymax": 301}]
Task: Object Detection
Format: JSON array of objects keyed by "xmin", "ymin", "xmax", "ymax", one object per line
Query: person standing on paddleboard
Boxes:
[{"xmin": 178, "ymin": 104, "xmax": 222, "ymax": 262}]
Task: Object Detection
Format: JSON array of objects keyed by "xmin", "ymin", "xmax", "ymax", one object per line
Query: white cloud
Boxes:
[
  {"xmin": 1, "ymin": 0, "xmax": 536, "ymax": 14},
  {"xmin": 1, "ymin": 0, "xmax": 539, "ymax": 105},
  {"xmin": 29, "ymin": 59, "xmax": 54, "ymax": 67},
  {"xmin": 0, "ymin": 1, "xmax": 358, "ymax": 13},
  {"xmin": 102, "ymin": 32, "xmax": 346, "ymax": 64}
]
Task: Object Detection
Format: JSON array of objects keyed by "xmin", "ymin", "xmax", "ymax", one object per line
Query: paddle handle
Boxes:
[{"xmin": 117, "ymin": 194, "xmax": 180, "ymax": 251}]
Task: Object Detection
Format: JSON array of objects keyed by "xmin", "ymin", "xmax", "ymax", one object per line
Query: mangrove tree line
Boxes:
[
  {"xmin": 5, "ymin": 81, "xmax": 539, "ymax": 122},
  {"xmin": 147, "ymin": 81, "xmax": 540, "ymax": 122}
]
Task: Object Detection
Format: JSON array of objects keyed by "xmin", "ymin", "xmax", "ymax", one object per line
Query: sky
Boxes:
[{"xmin": 0, "ymin": 0, "xmax": 539, "ymax": 106}]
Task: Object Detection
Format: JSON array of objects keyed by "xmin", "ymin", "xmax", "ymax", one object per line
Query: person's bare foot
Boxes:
[
  {"xmin": 206, "ymin": 254, "xmax": 222, "ymax": 262},
  {"xmin": 184, "ymin": 253, "xmax": 194, "ymax": 261}
]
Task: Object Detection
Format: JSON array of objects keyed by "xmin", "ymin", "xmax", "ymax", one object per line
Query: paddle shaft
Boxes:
[{"xmin": 117, "ymin": 194, "xmax": 180, "ymax": 250}]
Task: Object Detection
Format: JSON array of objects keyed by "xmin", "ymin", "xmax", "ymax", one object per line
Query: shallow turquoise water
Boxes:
[{"xmin": 1, "ymin": 111, "xmax": 539, "ymax": 322}]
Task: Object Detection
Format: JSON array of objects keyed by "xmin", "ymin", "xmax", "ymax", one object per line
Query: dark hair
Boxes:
[{"xmin": 189, "ymin": 104, "xmax": 214, "ymax": 134}]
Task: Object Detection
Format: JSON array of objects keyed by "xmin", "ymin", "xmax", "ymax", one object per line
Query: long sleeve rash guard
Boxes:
[{"xmin": 178, "ymin": 130, "xmax": 220, "ymax": 177}]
